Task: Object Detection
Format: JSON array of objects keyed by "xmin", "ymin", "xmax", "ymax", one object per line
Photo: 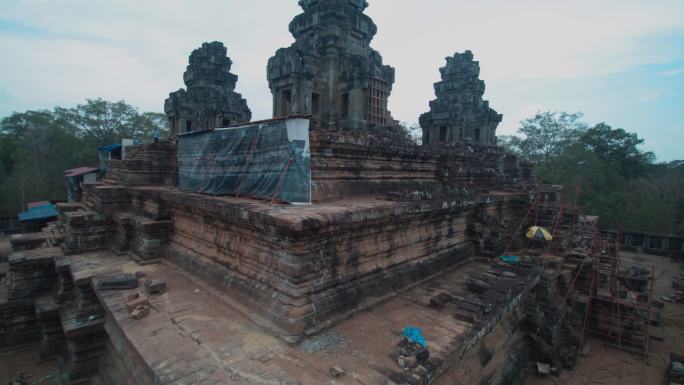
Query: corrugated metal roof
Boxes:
[
  {"xmin": 65, "ymin": 167, "xmax": 99, "ymax": 177},
  {"xmin": 18, "ymin": 203, "xmax": 58, "ymax": 223},
  {"xmin": 27, "ymin": 201, "xmax": 50, "ymax": 209}
]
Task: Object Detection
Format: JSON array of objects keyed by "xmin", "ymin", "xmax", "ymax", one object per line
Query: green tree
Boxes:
[
  {"xmin": 0, "ymin": 99, "xmax": 167, "ymax": 216},
  {"xmin": 499, "ymin": 110, "xmax": 682, "ymax": 234},
  {"xmin": 500, "ymin": 111, "xmax": 587, "ymax": 165},
  {"xmin": 55, "ymin": 98, "xmax": 167, "ymax": 146},
  {"xmin": 0, "ymin": 110, "xmax": 90, "ymax": 214},
  {"xmin": 579, "ymin": 123, "xmax": 655, "ymax": 179}
]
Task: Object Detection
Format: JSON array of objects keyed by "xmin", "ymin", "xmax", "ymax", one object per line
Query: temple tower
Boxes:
[
  {"xmin": 420, "ymin": 51, "xmax": 502, "ymax": 145},
  {"xmin": 267, "ymin": 0, "xmax": 396, "ymax": 129},
  {"xmin": 165, "ymin": 41, "xmax": 252, "ymax": 135}
]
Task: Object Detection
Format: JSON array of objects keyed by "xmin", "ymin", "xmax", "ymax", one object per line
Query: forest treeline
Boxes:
[
  {"xmin": 0, "ymin": 98, "xmax": 167, "ymax": 216},
  {"xmin": 499, "ymin": 111, "xmax": 684, "ymax": 235}
]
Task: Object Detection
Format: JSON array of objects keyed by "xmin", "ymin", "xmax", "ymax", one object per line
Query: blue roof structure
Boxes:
[
  {"xmin": 18, "ymin": 203, "xmax": 58, "ymax": 223},
  {"xmin": 97, "ymin": 144, "xmax": 123, "ymax": 153}
]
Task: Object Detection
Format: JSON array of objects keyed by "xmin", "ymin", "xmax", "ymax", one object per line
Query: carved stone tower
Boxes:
[
  {"xmin": 420, "ymin": 51, "xmax": 502, "ymax": 145},
  {"xmin": 165, "ymin": 41, "xmax": 252, "ymax": 135},
  {"xmin": 267, "ymin": 0, "xmax": 396, "ymax": 129}
]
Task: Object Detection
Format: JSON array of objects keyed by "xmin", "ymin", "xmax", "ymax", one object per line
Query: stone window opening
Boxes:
[
  {"xmin": 280, "ymin": 89, "xmax": 293, "ymax": 116},
  {"xmin": 341, "ymin": 93, "xmax": 350, "ymax": 117},
  {"xmin": 474, "ymin": 128, "xmax": 481, "ymax": 143},
  {"xmin": 222, "ymin": 118, "xmax": 231, "ymax": 127},
  {"xmin": 425, "ymin": 130, "xmax": 430, "ymax": 144},
  {"xmin": 439, "ymin": 126, "xmax": 447, "ymax": 143},
  {"xmin": 312, "ymin": 93, "xmax": 321, "ymax": 115},
  {"xmin": 185, "ymin": 120, "xmax": 193, "ymax": 132}
]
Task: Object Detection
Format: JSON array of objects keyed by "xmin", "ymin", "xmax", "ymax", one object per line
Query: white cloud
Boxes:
[{"xmin": 662, "ymin": 67, "xmax": 684, "ymax": 77}]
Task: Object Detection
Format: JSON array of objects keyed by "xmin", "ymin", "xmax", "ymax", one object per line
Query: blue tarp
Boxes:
[
  {"xmin": 178, "ymin": 118, "xmax": 312, "ymax": 204},
  {"xmin": 403, "ymin": 327, "xmax": 427, "ymax": 347},
  {"xmin": 98, "ymin": 144, "xmax": 123, "ymax": 153},
  {"xmin": 500, "ymin": 255, "xmax": 521, "ymax": 264},
  {"xmin": 18, "ymin": 203, "xmax": 58, "ymax": 223}
]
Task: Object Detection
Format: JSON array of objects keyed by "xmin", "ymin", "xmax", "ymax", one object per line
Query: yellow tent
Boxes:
[{"xmin": 526, "ymin": 226, "xmax": 553, "ymax": 241}]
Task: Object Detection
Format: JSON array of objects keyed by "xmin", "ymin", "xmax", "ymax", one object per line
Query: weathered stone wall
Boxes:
[
  {"xmin": 156, "ymin": 189, "xmax": 528, "ymax": 337},
  {"xmin": 430, "ymin": 276, "xmax": 535, "ymax": 385},
  {"xmin": 105, "ymin": 141, "xmax": 177, "ymax": 187},
  {"xmin": 33, "ymin": 118, "xmax": 535, "ymax": 340},
  {"xmin": 310, "ymin": 130, "xmax": 534, "ymax": 202},
  {"xmin": 96, "ymin": 313, "xmax": 155, "ymax": 385},
  {"xmin": 54, "ymin": 122, "xmax": 534, "ymax": 338}
]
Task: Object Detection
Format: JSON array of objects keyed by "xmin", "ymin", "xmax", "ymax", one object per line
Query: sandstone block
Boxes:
[
  {"xmin": 127, "ymin": 297, "xmax": 150, "ymax": 313},
  {"xmin": 130, "ymin": 306, "xmax": 150, "ymax": 320},
  {"xmin": 144, "ymin": 280, "xmax": 167, "ymax": 295}
]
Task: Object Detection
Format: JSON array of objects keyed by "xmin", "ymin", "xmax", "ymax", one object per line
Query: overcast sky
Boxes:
[{"xmin": 0, "ymin": 0, "xmax": 682, "ymax": 161}]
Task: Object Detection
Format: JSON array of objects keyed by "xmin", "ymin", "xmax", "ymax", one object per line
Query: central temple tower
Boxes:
[{"xmin": 267, "ymin": 0, "xmax": 396, "ymax": 129}]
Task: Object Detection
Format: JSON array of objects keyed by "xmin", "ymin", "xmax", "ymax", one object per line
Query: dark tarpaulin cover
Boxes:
[{"xmin": 178, "ymin": 118, "xmax": 311, "ymax": 204}]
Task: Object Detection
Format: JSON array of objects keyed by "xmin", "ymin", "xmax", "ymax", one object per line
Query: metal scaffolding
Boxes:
[{"xmin": 574, "ymin": 229, "xmax": 655, "ymax": 357}]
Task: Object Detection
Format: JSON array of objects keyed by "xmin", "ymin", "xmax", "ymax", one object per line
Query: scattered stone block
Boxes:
[
  {"xmin": 404, "ymin": 355, "xmax": 418, "ymax": 369},
  {"xmin": 9, "ymin": 232, "xmax": 51, "ymax": 251},
  {"xmin": 429, "ymin": 293, "xmax": 453, "ymax": 309},
  {"xmin": 127, "ymin": 297, "xmax": 150, "ymax": 313},
  {"xmin": 144, "ymin": 279, "xmax": 167, "ymax": 295},
  {"xmin": 130, "ymin": 305, "xmax": 150, "ymax": 320},
  {"xmin": 95, "ymin": 273, "xmax": 138, "ymax": 291},
  {"xmin": 329, "ymin": 366, "xmax": 345, "ymax": 378}
]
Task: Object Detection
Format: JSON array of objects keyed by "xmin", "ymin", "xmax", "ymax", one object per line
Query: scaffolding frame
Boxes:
[
  {"xmin": 575, "ymin": 229, "xmax": 655, "ymax": 357},
  {"xmin": 505, "ymin": 185, "xmax": 655, "ymax": 358}
]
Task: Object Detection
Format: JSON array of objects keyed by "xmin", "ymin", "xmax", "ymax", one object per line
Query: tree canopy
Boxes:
[
  {"xmin": 0, "ymin": 99, "xmax": 167, "ymax": 216},
  {"xmin": 500, "ymin": 111, "xmax": 683, "ymax": 235},
  {"xmin": 499, "ymin": 111, "xmax": 587, "ymax": 165}
]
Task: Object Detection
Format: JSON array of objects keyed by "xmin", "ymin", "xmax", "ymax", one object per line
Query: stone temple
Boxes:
[
  {"xmin": 420, "ymin": 50, "xmax": 502, "ymax": 145},
  {"xmin": 165, "ymin": 41, "xmax": 251, "ymax": 135},
  {"xmin": 0, "ymin": 2, "xmax": 666, "ymax": 385},
  {"xmin": 268, "ymin": 0, "xmax": 396, "ymax": 129}
]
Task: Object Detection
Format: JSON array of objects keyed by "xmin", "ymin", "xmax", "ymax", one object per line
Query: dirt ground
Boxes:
[
  {"xmin": 528, "ymin": 252, "xmax": 684, "ymax": 385},
  {"xmin": 0, "ymin": 344, "xmax": 59, "ymax": 385}
]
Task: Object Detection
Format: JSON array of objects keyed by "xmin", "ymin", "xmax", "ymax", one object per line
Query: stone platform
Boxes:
[
  {"xmin": 48, "ymin": 250, "xmax": 537, "ymax": 385},
  {"xmin": 81, "ymin": 185, "xmax": 526, "ymax": 338}
]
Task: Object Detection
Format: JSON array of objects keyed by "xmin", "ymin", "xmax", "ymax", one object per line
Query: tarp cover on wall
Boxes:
[{"xmin": 178, "ymin": 118, "xmax": 311, "ymax": 204}]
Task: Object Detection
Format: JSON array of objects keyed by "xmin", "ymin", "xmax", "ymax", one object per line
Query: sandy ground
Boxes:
[
  {"xmin": 0, "ymin": 345, "xmax": 59, "ymax": 385},
  {"xmin": 528, "ymin": 252, "xmax": 684, "ymax": 385}
]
